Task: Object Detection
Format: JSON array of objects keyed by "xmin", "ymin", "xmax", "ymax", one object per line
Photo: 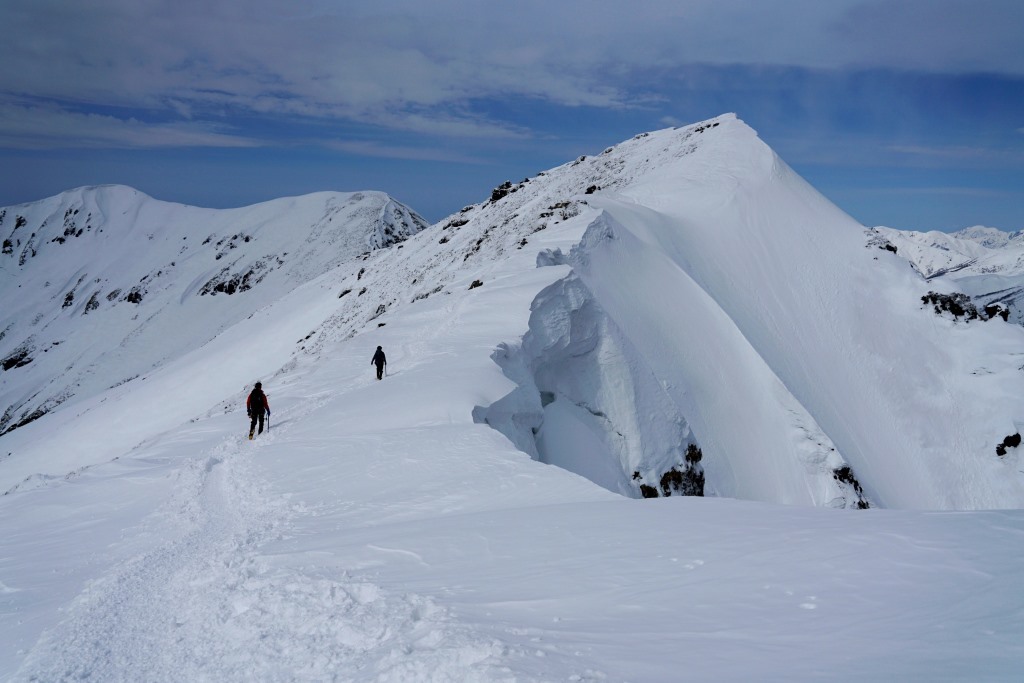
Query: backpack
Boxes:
[{"xmin": 249, "ymin": 389, "xmax": 266, "ymax": 413}]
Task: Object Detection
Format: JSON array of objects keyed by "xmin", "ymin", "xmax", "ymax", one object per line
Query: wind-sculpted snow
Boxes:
[
  {"xmin": 463, "ymin": 115, "xmax": 1024, "ymax": 509},
  {"xmin": 555, "ymin": 126, "xmax": 1024, "ymax": 510},
  {"xmin": 3, "ymin": 339, "xmax": 1022, "ymax": 680},
  {"xmin": 549, "ymin": 212, "xmax": 871, "ymax": 507},
  {"xmin": 5, "ymin": 115, "xmax": 1024, "ymax": 508},
  {"xmin": 478, "ymin": 272, "xmax": 707, "ymax": 499},
  {"xmin": 3, "ymin": 114, "xmax": 1024, "ymax": 680}
]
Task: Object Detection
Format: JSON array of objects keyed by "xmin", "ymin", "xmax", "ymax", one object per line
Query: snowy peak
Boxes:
[
  {"xmin": 873, "ymin": 224, "xmax": 1024, "ymax": 327},
  {"xmin": 3, "ymin": 114, "xmax": 1023, "ymax": 512},
  {"xmin": 952, "ymin": 225, "xmax": 1024, "ymax": 249},
  {"xmin": 2, "ymin": 125, "xmax": 1023, "ymax": 681},
  {"xmin": 873, "ymin": 224, "xmax": 1024, "ymax": 279},
  {"xmin": 0, "ymin": 187, "xmax": 427, "ymax": 436},
  {"xmin": 2, "ymin": 185, "xmax": 426, "ymax": 286},
  {"xmin": 458, "ymin": 114, "xmax": 1024, "ymax": 510}
]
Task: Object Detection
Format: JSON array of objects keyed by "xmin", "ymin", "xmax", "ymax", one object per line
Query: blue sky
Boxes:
[{"xmin": 1, "ymin": 0, "xmax": 1021, "ymax": 231}]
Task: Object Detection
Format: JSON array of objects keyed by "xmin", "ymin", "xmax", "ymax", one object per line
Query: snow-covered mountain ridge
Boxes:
[
  {"xmin": 4, "ymin": 114, "xmax": 1023, "ymax": 510},
  {"xmin": 875, "ymin": 224, "xmax": 1024, "ymax": 327},
  {"xmin": 0, "ymin": 186, "xmax": 426, "ymax": 436},
  {"xmin": 2, "ymin": 114, "xmax": 1024, "ymax": 681},
  {"xmin": 874, "ymin": 224, "xmax": 1024, "ymax": 279}
]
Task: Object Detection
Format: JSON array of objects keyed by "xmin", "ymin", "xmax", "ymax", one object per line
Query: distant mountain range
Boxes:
[
  {"xmin": 874, "ymin": 224, "xmax": 1024, "ymax": 326},
  {"xmin": 0, "ymin": 187, "xmax": 426, "ymax": 435},
  {"xmin": 3, "ymin": 114, "xmax": 1023, "ymax": 510}
]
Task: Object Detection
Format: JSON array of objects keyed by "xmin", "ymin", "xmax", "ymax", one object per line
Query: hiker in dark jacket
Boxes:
[
  {"xmin": 247, "ymin": 381, "xmax": 270, "ymax": 439},
  {"xmin": 371, "ymin": 346, "xmax": 387, "ymax": 380}
]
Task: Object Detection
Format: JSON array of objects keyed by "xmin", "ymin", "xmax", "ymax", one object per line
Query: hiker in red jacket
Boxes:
[{"xmin": 247, "ymin": 381, "xmax": 270, "ymax": 439}]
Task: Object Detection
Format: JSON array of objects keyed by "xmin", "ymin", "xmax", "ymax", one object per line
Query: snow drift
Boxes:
[
  {"xmin": 475, "ymin": 116, "xmax": 1024, "ymax": 509},
  {"xmin": 2, "ymin": 114, "xmax": 1024, "ymax": 681}
]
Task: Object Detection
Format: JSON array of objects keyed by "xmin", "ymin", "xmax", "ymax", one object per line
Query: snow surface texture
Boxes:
[
  {"xmin": 2, "ymin": 115, "xmax": 1023, "ymax": 681},
  {"xmin": 876, "ymin": 224, "xmax": 1024, "ymax": 326},
  {"xmin": 0, "ymin": 187, "xmax": 426, "ymax": 440}
]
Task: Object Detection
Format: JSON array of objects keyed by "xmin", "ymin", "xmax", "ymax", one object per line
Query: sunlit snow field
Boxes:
[{"xmin": 3, "ymin": 116, "xmax": 1023, "ymax": 681}]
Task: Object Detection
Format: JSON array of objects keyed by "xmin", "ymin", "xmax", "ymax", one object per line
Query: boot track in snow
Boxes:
[{"xmin": 15, "ymin": 428, "xmax": 514, "ymax": 682}]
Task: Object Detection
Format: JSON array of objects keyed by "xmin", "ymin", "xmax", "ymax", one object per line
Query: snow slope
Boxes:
[
  {"xmin": 569, "ymin": 126, "xmax": 1024, "ymax": 510},
  {"xmin": 0, "ymin": 185, "xmax": 427, "ymax": 439},
  {"xmin": 4, "ymin": 117, "xmax": 1024, "ymax": 508},
  {"xmin": 4, "ymin": 343, "xmax": 1022, "ymax": 681},
  {"xmin": 475, "ymin": 117, "xmax": 1024, "ymax": 509},
  {"xmin": 2, "ymin": 115, "xmax": 1024, "ymax": 680}
]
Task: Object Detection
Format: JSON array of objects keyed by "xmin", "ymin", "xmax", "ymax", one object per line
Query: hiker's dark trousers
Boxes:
[
  {"xmin": 375, "ymin": 363, "xmax": 385, "ymax": 380},
  {"xmin": 250, "ymin": 412, "xmax": 265, "ymax": 435}
]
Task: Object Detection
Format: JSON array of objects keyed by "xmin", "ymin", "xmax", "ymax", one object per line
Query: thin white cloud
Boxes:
[
  {"xmin": 886, "ymin": 144, "xmax": 1024, "ymax": 168},
  {"xmin": 888, "ymin": 144, "xmax": 997, "ymax": 160},
  {"xmin": 323, "ymin": 140, "xmax": 485, "ymax": 164},
  {"xmin": 0, "ymin": 100, "xmax": 258, "ymax": 149},
  {"xmin": 0, "ymin": 0, "xmax": 1021, "ymax": 147},
  {"xmin": 865, "ymin": 186, "xmax": 1015, "ymax": 198},
  {"xmin": 364, "ymin": 111, "xmax": 531, "ymax": 140}
]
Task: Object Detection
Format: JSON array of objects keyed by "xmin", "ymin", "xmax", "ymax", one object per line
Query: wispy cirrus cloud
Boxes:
[
  {"xmin": 322, "ymin": 139, "xmax": 486, "ymax": 164},
  {"xmin": 1, "ymin": 0, "xmax": 1022, "ymax": 236},
  {"xmin": 0, "ymin": 99, "xmax": 258, "ymax": 149},
  {"xmin": 869, "ymin": 186, "xmax": 1017, "ymax": 198},
  {"xmin": 1, "ymin": 0, "xmax": 1021, "ymax": 151},
  {"xmin": 887, "ymin": 144, "xmax": 1022, "ymax": 164}
]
